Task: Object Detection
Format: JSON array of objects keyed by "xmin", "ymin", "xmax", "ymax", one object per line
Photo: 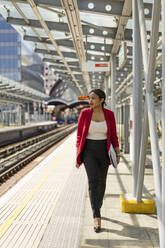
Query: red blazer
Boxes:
[{"xmin": 76, "ymin": 107, "xmax": 119, "ymax": 165}]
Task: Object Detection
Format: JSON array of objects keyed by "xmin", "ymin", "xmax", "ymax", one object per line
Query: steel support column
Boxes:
[
  {"xmin": 27, "ymin": 103, "xmax": 30, "ymax": 123},
  {"xmin": 137, "ymin": 0, "xmax": 162, "ymax": 246},
  {"xmin": 123, "ymin": 103, "xmax": 129, "ymax": 154},
  {"xmin": 132, "ymin": 0, "xmax": 143, "ymax": 197},
  {"xmin": 39, "ymin": 102, "xmax": 41, "ymax": 121},
  {"xmin": 116, "ymin": 105, "xmax": 119, "ymax": 125},
  {"xmin": 119, "ymin": 103, "xmax": 123, "ymax": 149},
  {"xmin": 161, "ymin": 0, "xmax": 165, "ymax": 246},
  {"xmin": 105, "ymin": 76, "xmax": 111, "ymax": 107},
  {"xmin": 110, "ymin": 55, "xmax": 116, "ymax": 115},
  {"xmin": 136, "ymin": 103, "xmax": 149, "ymax": 200},
  {"xmin": 105, "ymin": 76, "xmax": 108, "ymax": 97},
  {"xmin": 129, "ymin": 96, "xmax": 134, "ymax": 161}
]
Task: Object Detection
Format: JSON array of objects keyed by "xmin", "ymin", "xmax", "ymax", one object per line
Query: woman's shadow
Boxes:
[{"xmin": 101, "ymin": 216, "xmax": 158, "ymax": 241}]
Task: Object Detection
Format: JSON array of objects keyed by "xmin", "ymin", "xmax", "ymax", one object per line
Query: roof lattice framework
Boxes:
[{"xmin": 0, "ymin": 0, "xmax": 162, "ymax": 102}]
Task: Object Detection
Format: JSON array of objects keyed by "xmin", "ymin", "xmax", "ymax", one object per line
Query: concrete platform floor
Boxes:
[{"xmin": 80, "ymin": 154, "xmax": 159, "ymax": 248}]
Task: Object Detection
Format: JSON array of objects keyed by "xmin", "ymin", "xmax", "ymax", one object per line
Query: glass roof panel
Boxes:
[
  {"xmin": 51, "ymin": 31, "xmax": 69, "ymax": 39},
  {"xmin": 126, "ymin": 18, "xmax": 161, "ymax": 32},
  {"xmin": 87, "ymin": 51, "xmax": 107, "ymax": 56},
  {"xmin": 80, "ymin": 12, "xmax": 117, "ymax": 28},
  {"xmin": 84, "ymin": 37, "xmax": 113, "ymax": 44},
  {"xmin": 58, "ymin": 46, "xmax": 75, "ymax": 52},
  {"xmin": 37, "ymin": 7, "xmax": 63, "ymax": 22},
  {"xmin": 1, "ymin": 2, "xmax": 63, "ymax": 22},
  {"xmin": 143, "ymin": 0, "xmax": 153, "ymax": 3},
  {"xmin": 64, "ymin": 58, "xmax": 79, "ymax": 62},
  {"xmin": 35, "ymin": 42, "xmax": 48, "ymax": 50}
]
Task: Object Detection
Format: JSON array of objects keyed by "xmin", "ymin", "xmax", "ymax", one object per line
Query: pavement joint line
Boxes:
[{"xmin": 0, "ymin": 140, "xmax": 73, "ymax": 239}]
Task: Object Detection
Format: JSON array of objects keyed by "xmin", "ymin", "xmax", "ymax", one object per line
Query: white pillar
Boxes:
[
  {"xmin": 123, "ymin": 103, "xmax": 129, "ymax": 154},
  {"xmin": 38, "ymin": 102, "xmax": 41, "ymax": 121},
  {"xmin": 129, "ymin": 96, "xmax": 134, "ymax": 161},
  {"xmin": 107, "ymin": 76, "xmax": 111, "ymax": 106},
  {"xmin": 105, "ymin": 76, "xmax": 108, "ymax": 96},
  {"xmin": 161, "ymin": 0, "xmax": 165, "ymax": 246},
  {"xmin": 137, "ymin": 0, "xmax": 162, "ymax": 246},
  {"xmin": 132, "ymin": 0, "xmax": 143, "ymax": 197},
  {"xmin": 28, "ymin": 103, "xmax": 30, "ymax": 123}
]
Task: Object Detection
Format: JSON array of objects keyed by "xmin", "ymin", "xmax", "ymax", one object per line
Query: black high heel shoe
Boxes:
[
  {"xmin": 94, "ymin": 218, "xmax": 101, "ymax": 233},
  {"xmin": 94, "ymin": 226, "xmax": 101, "ymax": 233}
]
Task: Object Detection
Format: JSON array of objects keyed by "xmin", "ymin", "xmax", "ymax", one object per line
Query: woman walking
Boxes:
[{"xmin": 76, "ymin": 89, "xmax": 120, "ymax": 233}]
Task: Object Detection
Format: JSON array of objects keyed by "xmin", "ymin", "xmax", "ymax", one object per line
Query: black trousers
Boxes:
[{"xmin": 81, "ymin": 139, "xmax": 110, "ymax": 218}]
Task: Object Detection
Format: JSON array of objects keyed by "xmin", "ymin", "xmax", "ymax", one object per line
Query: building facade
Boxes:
[{"xmin": 0, "ymin": 14, "xmax": 21, "ymax": 82}]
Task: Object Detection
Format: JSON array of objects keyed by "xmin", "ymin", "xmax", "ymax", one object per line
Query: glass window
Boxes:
[
  {"xmin": 0, "ymin": 58, "xmax": 19, "ymax": 68},
  {"xmin": 0, "ymin": 46, "xmax": 19, "ymax": 55},
  {"xmin": 0, "ymin": 33, "xmax": 18, "ymax": 42}
]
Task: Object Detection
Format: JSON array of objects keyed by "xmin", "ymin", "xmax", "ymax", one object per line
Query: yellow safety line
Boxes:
[{"xmin": 0, "ymin": 141, "xmax": 73, "ymax": 238}]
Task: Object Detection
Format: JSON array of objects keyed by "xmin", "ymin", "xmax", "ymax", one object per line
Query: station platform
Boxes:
[
  {"xmin": 0, "ymin": 121, "xmax": 57, "ymax": 133},
  {"xmin": 0, "ymin": 132, "xmax": 159, "ymax": 248},
  {"xmin": 0, "ymin": 121, "xmax": 58, "ymax": 145}
]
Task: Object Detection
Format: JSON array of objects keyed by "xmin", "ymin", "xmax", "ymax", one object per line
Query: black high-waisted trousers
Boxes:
[{"xmin": 81, "ymin": 139, "xmax": 110, "ymax": 218}]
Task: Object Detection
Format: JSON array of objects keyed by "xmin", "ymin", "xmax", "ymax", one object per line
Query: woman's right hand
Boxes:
[
  {"xmin": 76, "ymin": 147, "xmax": 79, "ymax": 168},
  {"xmin": 76, "ymin": 163, "xmax": 80, "ymax": 169}
]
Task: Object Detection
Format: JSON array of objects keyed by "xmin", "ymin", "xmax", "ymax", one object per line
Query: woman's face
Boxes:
[{"xmin": 88, "ymin": 92, "xmax": 103, "ymax": 109}]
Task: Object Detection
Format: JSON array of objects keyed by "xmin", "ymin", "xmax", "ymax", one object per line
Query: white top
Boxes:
[{"xmin": 87, "ymin": 120, "xmax": 107, "ymax": 140}]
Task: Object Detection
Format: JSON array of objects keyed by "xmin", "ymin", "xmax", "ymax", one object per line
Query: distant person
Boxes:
[{"xmin": 76, "ymin": 89, "xmax": 120, "ymax": 233}]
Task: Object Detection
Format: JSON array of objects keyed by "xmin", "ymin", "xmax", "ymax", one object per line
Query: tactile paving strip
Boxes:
[
  {"xmin": 0, "ymin": 133, "xmax": 87, "ymax": 248},
  {"xmin": 39, "ymin": 167, "xmax": 87, "ymax": 248}
]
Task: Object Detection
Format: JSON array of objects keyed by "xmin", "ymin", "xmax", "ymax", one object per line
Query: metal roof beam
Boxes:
[
  {"xmin": 37, "ymin": 47, "xmax": 110, "ymax": 61},
  {"xmin": 4, "ymin": 0, "xmax": 153, "ymax": 19},
  {"xmin": 49, "ymin": 70, "xmax": 68, "ymax": 77},
  {"xmin": 43, "ymin": 58, "xmax": 79, "ymax": 66},
  {"xmin": 111, "ymin": 0, "xmax": 132, "ymax": 55},
  {"xmin": 35, "ymin": 48, "xmax": 77, "ymax": 59},
  {"xmin": 7, "ymin": 17, "xmax": 133, "ymax": 41},
  {"xmin": 18, "ymin": 0, "xmax": 83, "ymax": 94},
  {"xmin": 0, "ymin": 84, "xmax": 10, "ymax": 87},
  {"xmin": 24, "ymin": 35, "xmax": 74, "ymax": 47},
  {"xmin": 49, "ymin": 65, "xmax": 81, "ymax": 72},
  {"xmin": 24, "ymin": 35, "xmax": 113, "ymax": 53},
  {"xmin": 7, "ymin": 17, "xmax": 70, "ymax": 32},
  {"xmin": 49, "ymin": 63, "xmax": 79, "ymax": 69},
  {"xmin": 74, "ymin": 74, "xmax": 83, "ymax": 80}
]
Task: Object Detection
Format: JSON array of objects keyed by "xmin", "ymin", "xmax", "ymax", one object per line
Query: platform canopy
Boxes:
[
  {"xmin": 0, "ymin": 0, "xmax": 162, "ymax": 101},
  {"xmin": 48, "ymin": 98, "xmax": 89, "ymax": 109},
  {"xmin": 0, "ymin": 75, "xmax": 48, "ymax": 104}
]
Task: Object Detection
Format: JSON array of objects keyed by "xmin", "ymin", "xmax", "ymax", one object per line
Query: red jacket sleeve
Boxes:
[
  {"xmin": 110, "ymin": 112, "xmax": 119, "ymax": 148},
  {"xmin": 76, "ymin": 110, "xmax": 85, "ymax": 147}
]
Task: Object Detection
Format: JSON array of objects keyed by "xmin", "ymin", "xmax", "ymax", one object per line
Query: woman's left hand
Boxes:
[{"xmin": 114, "ymin": 147, "xmax": 120, "ymax": 164}]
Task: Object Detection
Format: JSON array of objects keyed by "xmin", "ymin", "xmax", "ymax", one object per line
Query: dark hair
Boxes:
[{"xmin": 89, "ymin": 89, "xmax": 106, "ymax": 107}]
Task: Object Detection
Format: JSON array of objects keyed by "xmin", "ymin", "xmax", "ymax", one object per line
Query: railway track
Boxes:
[{"xmin": 0, "ymin": 124, "xmax": 77, "ymax": 183}]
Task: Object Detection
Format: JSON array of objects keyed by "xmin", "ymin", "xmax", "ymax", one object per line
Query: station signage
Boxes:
[
  {"xmin": 82, "ymin": 61, "xmax": 110, "ymax": 72},
  {"xmin": 78, "ymin": 96, "xmax": 89, "ymax": 100}
]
